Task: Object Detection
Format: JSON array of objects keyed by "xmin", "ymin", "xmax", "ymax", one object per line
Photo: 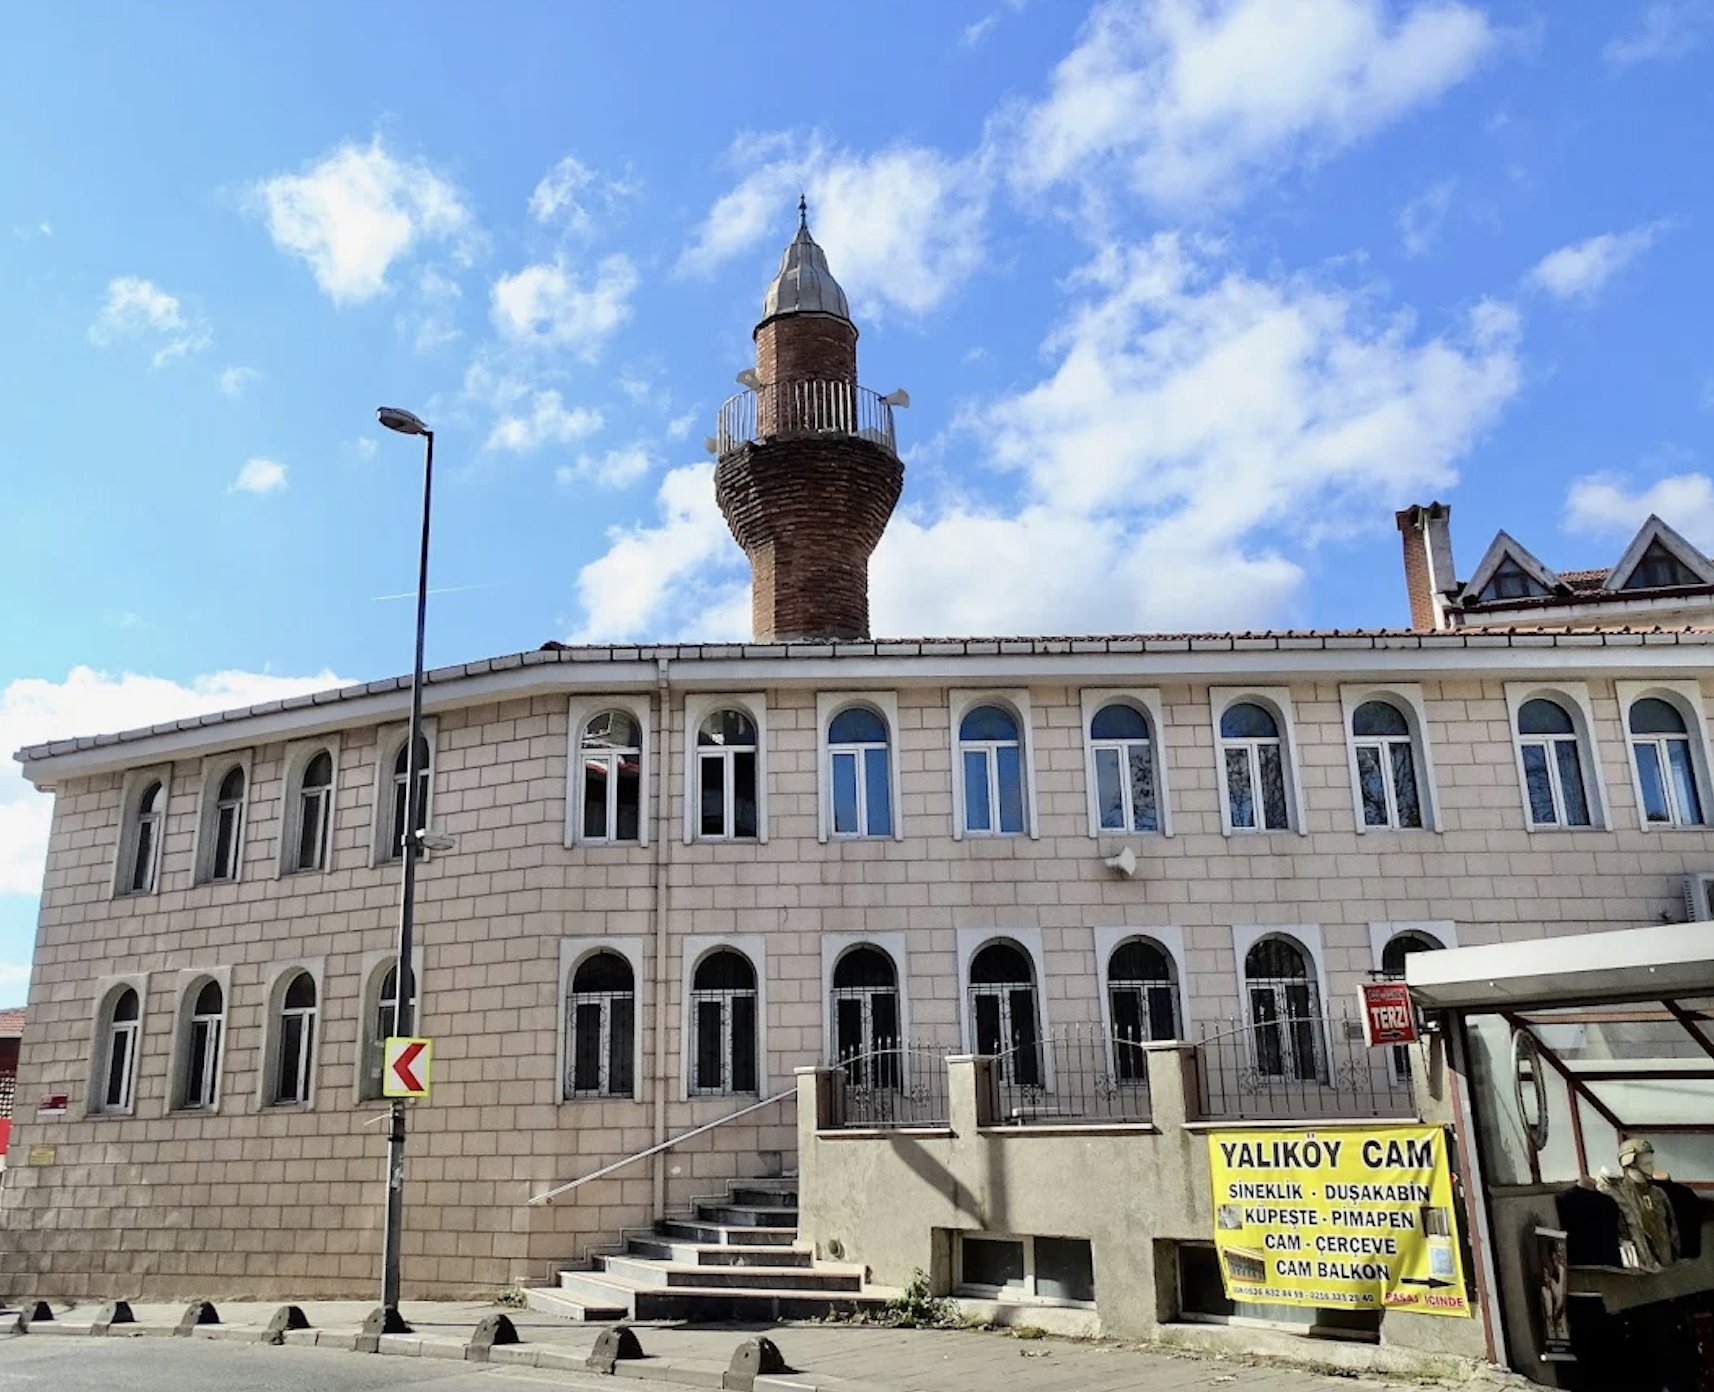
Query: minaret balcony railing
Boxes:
[{"xmin": 716, "ymin": 381, "xmax": 896, "ymax": 460}]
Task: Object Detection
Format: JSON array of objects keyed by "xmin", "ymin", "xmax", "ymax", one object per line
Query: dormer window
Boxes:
[
  {"xmin": 1622, "ymin": 540, "xmax": 1701, "ymax": 591},
  {"xmin": 1478, "ymin": 556, "xmax": 1548, "ymax": 602}
]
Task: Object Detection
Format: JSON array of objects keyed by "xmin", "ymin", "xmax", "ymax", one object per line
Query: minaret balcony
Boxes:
[{"xmin": 716, "ymin": 381, "xmax": 897, "ymax": 461}]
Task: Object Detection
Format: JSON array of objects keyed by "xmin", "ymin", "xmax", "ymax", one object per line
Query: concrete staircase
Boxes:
[{"xmin": 526, "ymin": 1175, "xmax": 889, "ymax": 1322}]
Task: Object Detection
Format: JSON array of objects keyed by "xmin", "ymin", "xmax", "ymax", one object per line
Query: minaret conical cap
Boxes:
[{"xmin": 760, "ymin": 196, "xmax": 851, "ymax": 323}]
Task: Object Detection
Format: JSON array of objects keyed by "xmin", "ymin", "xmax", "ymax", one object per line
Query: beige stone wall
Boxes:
[{"xmin": 3, "ymin": 670, "xmax": 1711, "ymax": 1301}]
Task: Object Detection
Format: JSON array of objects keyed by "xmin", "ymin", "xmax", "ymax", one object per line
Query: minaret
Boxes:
[{"xmin": 713, "ymin": 200, "xmax": 904, "ymax": 642}]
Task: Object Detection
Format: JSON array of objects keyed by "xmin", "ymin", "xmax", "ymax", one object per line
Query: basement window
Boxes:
[
  {"xmin": 956, "ymin": 1233, "xmax": 1094, "ymax": 1305},
  {"xmin": 1176, "ymin": 1243, "xmax": 1378, "ymax": 1340}
]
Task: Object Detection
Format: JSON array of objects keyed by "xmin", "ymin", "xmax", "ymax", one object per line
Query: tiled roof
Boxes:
[
  {"xmin": 1557, "ymin": 568, "xmax": 1611, "ymax": 593},
  {"xmin": 0, "ymin": 1008, "xmax": 24, "ymax": 1038},
  {"xmin": 15, "ymin": 626, "xmax": 1714, "ymax": 764}
]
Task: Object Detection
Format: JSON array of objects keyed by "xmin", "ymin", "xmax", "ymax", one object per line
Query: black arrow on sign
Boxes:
[{"xmin": 1398, "ymin": 1277, "xmax": 1454, "ymax": 1289}]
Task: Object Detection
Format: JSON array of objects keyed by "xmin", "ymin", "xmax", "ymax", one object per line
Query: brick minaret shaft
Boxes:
[{"xmin": 714, "ymin": 202, "xmax": 904, "ymax": 642}]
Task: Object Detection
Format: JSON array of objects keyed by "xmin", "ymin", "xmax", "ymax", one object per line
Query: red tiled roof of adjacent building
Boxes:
[{"xmin": 0, "ymin": 1008, "xmax": 25, "ymax": 1038}]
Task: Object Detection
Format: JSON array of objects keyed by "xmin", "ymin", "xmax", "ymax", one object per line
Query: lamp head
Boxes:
[
  {"xmin": 735, "ymin": 368, "xmax": 762, "ymax": 391},
  {"xmin": 377, "ymin": 406, "xmax": 431, "ymax": 436}
]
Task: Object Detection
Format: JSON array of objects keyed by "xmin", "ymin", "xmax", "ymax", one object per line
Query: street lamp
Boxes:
[{"xmin": 376, "ymin": 404, "xmax": 434, "ymax": 1326}]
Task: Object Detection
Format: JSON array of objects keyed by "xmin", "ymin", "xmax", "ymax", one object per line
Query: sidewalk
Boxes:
[{"xmin": 6, "ymin": 1298, "xmax": 1526, "ymax": 1391}]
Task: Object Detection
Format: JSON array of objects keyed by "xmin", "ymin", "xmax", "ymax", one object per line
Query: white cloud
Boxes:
[
  {"xmin": 490, "ymin": 254, "xmax": 638, "ymax": 357},
  {"xmin": 88, "ymin": 276, "xmax": 211, "ymax": 366},
  {"xmin": 1604, "ymin": 2, "xmax": 1711, "ymax": 66},
  {"xmin": 572, "ymin": 237, "xmax": 1522, "ymax": 640},
  {"xmin": 665, "ymin": 411, "xmax": 697, "ymax": 442},
  {"xmin": 557, "ymin": 442, "xmax": 655, "ymax": 490},
  {"xmin": 962, "ymin": 15, "xmax": 1000, "ymax": 46},
  {"xmin": 568, "ymin": 463, "xmax": 748, "ymax": 643},
  {"xmin": 484, "ymin": 390, "xmax": 604, "ymax": 453},
  {"xmin": 1006, "ymin": 0, "xmax": 1494, "ymax": 208},
  {"xmin": 0, "ymin": 667, "xmax": 345, "ymax": 900},
  {"xmin": 676, "ymin": 132, "xmax": 988, "ymax": 317},
  {"xmin": 1564, "ymin": 472, "xmax": 1714, "ymax": 547},
  {"xmin": 229, "ymin": 458, "xmax": 288, "ymax": 494},
  {"xmin": 218, "ymin": 365, "xmax": 260, "ymax": 397},
  {"xmin": 249, "ymin": 137, "xmax": 478, "ymax": 305},
  {"xmin": 1526, "ymin": 222, "xmax": 1669, "ymax": 303},
  {"xmin": 1396, "ymin": 179, "xmax": 1455, "ymax": 258},
  {"xmin": 527, "ymin": 153, "xmax": 639, "ymax": 231},
  {"xmin": 399, "ymin": 265, "xmax": 463, "ymax": 353},
  {"xmin": 347, "ymin": 436, "xmax": 379, "ymax": 462}
]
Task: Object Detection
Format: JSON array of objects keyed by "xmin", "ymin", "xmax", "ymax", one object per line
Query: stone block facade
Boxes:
[{"xmin": 4, "ymin": 636, "xmax": 1714, "ymax": 1301}]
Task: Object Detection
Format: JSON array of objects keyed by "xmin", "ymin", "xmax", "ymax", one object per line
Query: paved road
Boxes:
[{"xmin": 0, "ymin": 1339, "xmax": 610, "ymax": 1392}]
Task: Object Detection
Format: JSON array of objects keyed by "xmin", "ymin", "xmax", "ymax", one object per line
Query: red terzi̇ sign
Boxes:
[{"xmin": 1360, "ymin": 981, "xmax": 1418, "ymax": 1047}]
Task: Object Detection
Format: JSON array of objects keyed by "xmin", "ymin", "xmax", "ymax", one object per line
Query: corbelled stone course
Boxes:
[{"xmin": 715, "ymin": 437, "xmax": 904, "ymax": 642}]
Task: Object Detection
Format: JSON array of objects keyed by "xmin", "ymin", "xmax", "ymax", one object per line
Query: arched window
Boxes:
[
  {"xmin": 1090, "ymin": 704, "xmax": 1158, "ymax": 833},
  {"xmin": 1517, "ymin": 698, "xmax": 1591, "ymax": 828},
  {"xmin": 1244, "ymin": 936, "xmax": 1322, "ymax": 1081},
  {"xmin": 182, "ymin": 979, "xmax": 224, "ymax": 1110},
  {"xmin": 1351, "ymin": 700, "xmax": 1422, "ymax": 830},
  {"xmin": 831, "ymin": 946, "xmax": 900, "ymax": 1087},
  {"xmin": 581, "ymin": 711, "xmax": 643, "ymax": 843},
  {"xmin": 98, "ymin": 986, "xmax": 141, "ymax": 1113},
  {"xmin": 363, "ymin": 963, "xmax": 418, "ymax": 1099},
  {"xmin": 968, "ymin": 940, "xmax": 1040, "ymax": 1085},
  {"xmin": 275, "ymin": 970, "xmax": 317, "ymax": 1105},
  {"xmin": 127, "ymin": 779, "xmax": 164, "ymax": 894},
  {"xmin": 690, "ymin": 949, "xmax": 757, "ymax": 1095},
  {"xmin": 1219, "ymin": 702, "xmax": 1289, "ymax": 832},
  {"xmin": 959, "ymin": 705, "xmax": 1025, "ymax": 835},
  {"xmin": 1379, "ymin": 930, "xmax": 1441, "ymax": 1079},
  {"xmin": 388, "ymin": 734, "xmax": 432, "ymax": 859},
  {"xmin": 293, "ymin": 750, "xmax": 335, "ymax": 871},
  {"xmin": 568, "ymin": 951, "xmax": 635, "ymax": 1098},
  {"xmin": 210, "ymin": 766, "xmax": 245, "ymax": 881},
  {"xmin": 1629, "ymin": 697, "xmax": 1705, "ymax": 827},
  {"xmin": 1108, "ymin": 938, "xmax": 1179, "ymax": 1080},
  {"xmin": 828, "ymin": 708, "xmax": 892, "ymax": 838},
  {"xmin": 697, "ymin": 710, "xmax": 759, "ymax": 841}
]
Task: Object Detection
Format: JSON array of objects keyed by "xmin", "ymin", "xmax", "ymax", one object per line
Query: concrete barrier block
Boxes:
[
  {"xmin": 725, "ymin": 1336, "xmax": 790, "ymax": 1390},
  {"xmin": 265, "ymin": 1305, "xmax": 310, "ymax": 1345},
  {"xmin": 586, "ymin": 1323, "xmax": 644, "ymax": 1373},
  {"xmin": 174, "ymin": 1300, "xmax": 219, "ymax": 1335},
  {"xmin": 356, "ymin": 1304, "xmax": 411, "ymax": 1354},
  {"xmin": 90, "ymin": 1301, "xmax": 134, "ymax": 1335},
  {"xmin": 463, "ymin": 1311, "xmax": 520, "ymax": 1363}
]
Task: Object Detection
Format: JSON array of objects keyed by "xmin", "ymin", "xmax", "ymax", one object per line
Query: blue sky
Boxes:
[{"xmin": 2, "ymin": 0, "xmax": 1712, "ymax": 993}]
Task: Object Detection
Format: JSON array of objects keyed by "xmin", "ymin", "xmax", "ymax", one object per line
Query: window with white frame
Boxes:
[
  {"xmin": 959, "ymin": 705, "xmax": 1026, "ymax": 836},
  {"xmin": 1629, "ymin": 697, "xmax": 1706, "ymax": 827},
  {"xmin": 274, "ymin": 970, "xmax": 317, "ymax": 1105},
  {"xmin": 1351, "ymin": 700, "xmax": 1423, "ymax": 830},
  {"xmin": 696, "ymin": 710, "xmax": 759, "ymax": 840},
  {"xmin": 580, "ymin": 710, "xmax": 643, "ymax": 843},
  {"xmin": 96, "ymin": 986, "xmax": 141, "ymax": 1114},
  {"xmin": 690, "ymin": 949, "xmax": 758, "ymax": 1095},
  {"xmin": 1089, "ymin": 703, "xmax": 1159, "ymax": 833},
  {"xmin": 1516, "ymin": 698, "xmax": 1592, "ymax": 829},
  {"xmin": 827, "ymin": 707, "xmax": 892, "ymax": 838},
  {"xmin": 1107, "ymin": 937, "xmax": 1179, "ymax": 1081},
  {"xmin": 205, "ymin": 764, "xmax": 246, "ymax": 882},
  {"xmin": 958, "ymin": 1233, "xmax": 1095, "ymax": 1304},
  {"xmin": 119, "ymin": 775, "xmax": 167, "ymax": 895},
  {"xmin": 1219, "ymin": 702, "xmax": 1290, "ymax": 832},
  {"xmin": 567, "ymin": 951, "xmax": 635, "ymax": 1098},
  {"xmin": 1243, "ymin": 936, "xmax": 1323, "ymax": 1082},
  {"xmin": 361, "ymin": 963, "xmax": 417, "ymax": 1099},
  {"xmin": 968, "ymin": 940, "xmax": 1041, "ymax": 1085},
  {"xmin": 180, "ymin": 979, "xmax": 224, "ymax": 1110},
  {"xmin": 290, "ymin": 750, "xmax": 336, "ymax": 872},
  {"xmin": 384, "ymin": 734, "xmax": 431, "ymax": 860},
  {"xmin": 830, "ymin": 945, "xmax": 901, "ymax": 1087}
]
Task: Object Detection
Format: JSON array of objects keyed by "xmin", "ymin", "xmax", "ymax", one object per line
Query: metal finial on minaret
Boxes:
[{"xmin": 798, "ymin": 192, "xmax": 808, "ymax": 229}]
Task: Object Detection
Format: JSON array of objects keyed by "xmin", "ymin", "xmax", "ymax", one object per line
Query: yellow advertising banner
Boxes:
[{"xmin": 1207, "ymin": 1125, "xmax": 1470, "ymax": 1317}]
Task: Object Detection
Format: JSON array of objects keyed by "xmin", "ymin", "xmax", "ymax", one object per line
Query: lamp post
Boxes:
[{"xmin": 376, "ymin": 404, "xmax": 433, "ymax": 1321}]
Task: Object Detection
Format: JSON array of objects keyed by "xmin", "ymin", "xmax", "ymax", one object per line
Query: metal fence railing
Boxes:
[
  {"xmin": 828, "ymin": 1040, "xmax": 954, "ymax": 1129},
  {"xmin": 716, "ymin": 381, "xmax": 896, "ymax": 458},
  {"xmin": 1196, "ymin": 1015, "xmax": 1416, "ymax": 1122},
  {"xmin": 991, "ymin": 1025, "xmax": 1154, "ymax": 1127}
]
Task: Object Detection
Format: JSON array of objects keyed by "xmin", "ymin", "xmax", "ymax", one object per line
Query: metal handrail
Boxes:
[
  {"xmin": 527, "ymin": 1086, "xmax": 796, "ymax": 1206},
  {"xmin": 715, "ymin": 381, "xmax": 895, "ymax": 459}
]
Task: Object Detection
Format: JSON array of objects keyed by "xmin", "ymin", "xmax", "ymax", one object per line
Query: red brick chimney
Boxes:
[
  {"xmin": 713, "ymin": 200, "xmax": 904, "ymax": 642},
  {"xmin": 1395, "ymin": 502, "xmax": 1457, "ymax": 631}
]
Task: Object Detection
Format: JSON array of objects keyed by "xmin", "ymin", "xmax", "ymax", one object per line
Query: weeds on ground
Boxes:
[
  {"xmin": 495, "ymin": 1284, "xmax": 529, "ymax": 1309},
  {"xmin": 839, "ymin": 1269, "xmax": 965, "ymax": 1329}
]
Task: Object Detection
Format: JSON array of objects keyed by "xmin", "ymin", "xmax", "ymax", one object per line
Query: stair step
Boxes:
[
  {"xmin": 730, "ymin": 1184, "xmax": 797, "ymax": 1208},
  {"xmin": 554, "ymin": 1270, "xmax": 889, "ymax": 1323},
  {"xmin": 597, "ymin": 1255, "xmax": 863, "ymax": 1292},
  {"xmin": 695, "ymin": 1202, "xmax": 797, "ymax": 1228},
  {"xmin": 659, "ymin": 1218, "xmax": 798, "ymax": 1246},
  {"xmin": 627, "ymin": 1236, "xmax": 814, "ymax": 1267},
  {"xmin": 526, "ymin": 1283, "xmax": 628, "ymax": 1323}
]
